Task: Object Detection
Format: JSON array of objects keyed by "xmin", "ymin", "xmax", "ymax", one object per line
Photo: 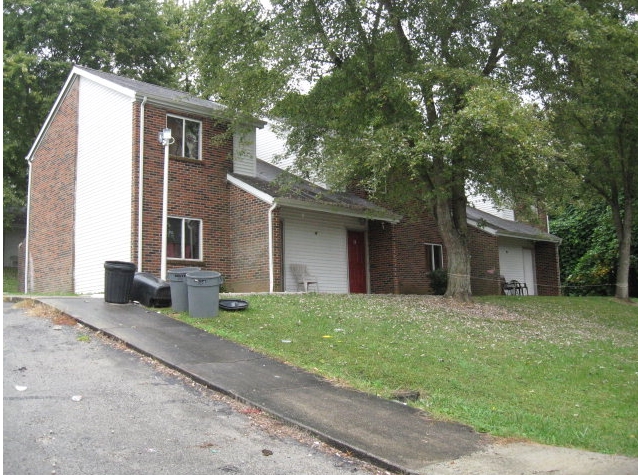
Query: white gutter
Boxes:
[
  {"xmin": 268, "ymin": 202, "xmax": 278, "ymax": 293},
  {"xmin": 137, "ymin": 97, "xmax": 147, "ymax": 271},
  {"xmin": 23, "ymin": 160, "xmax": 33, "ymax": 293}
]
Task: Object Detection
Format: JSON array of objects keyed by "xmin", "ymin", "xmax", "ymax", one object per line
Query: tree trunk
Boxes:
[
  {"xmin": 434, "ymin": 194, "xmax": 472, "ymax": 301},
  {"xmin": 612, "ymin": 199, "xmax": 633, "ymax": 301}
]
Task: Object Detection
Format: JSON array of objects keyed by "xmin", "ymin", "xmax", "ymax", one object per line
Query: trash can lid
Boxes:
[
  {"xmin": 167, "ymin": 267, "xmax": 201, "ymax": 280},
  {"xmin": 104, "ymin": 261, "xmax": 137, "ymax": 270},
  {"xmin": 186, "ymin": 270, "xmax": 223, "ymax": 286}
]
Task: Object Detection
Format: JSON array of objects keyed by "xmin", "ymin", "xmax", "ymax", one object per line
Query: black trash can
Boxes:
[
  {"xmin": 167, "ymin": 267, "xmax": 201, "ymax": 312},
  {"xmin": 104, "ymin": 261, "xmax": 136, "ymax": 304},
  {"xmin": 131, "ymin": 272, "xmax": 171, "ymax": 307}
]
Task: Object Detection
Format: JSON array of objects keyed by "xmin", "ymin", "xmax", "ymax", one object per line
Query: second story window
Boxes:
[{"xmin": 167, "ymin": 115, "xmax": 201, "ymax": 160}]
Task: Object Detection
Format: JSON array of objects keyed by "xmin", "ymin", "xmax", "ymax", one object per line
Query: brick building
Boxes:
[{"xmin": 22, "ymin": 66, "xmax": 560, "ymax": 297}]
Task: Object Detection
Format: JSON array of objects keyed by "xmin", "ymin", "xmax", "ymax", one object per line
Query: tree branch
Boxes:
[{"xmin": 308, "ymin": 0, "xmax": 343, "ymax": 67}]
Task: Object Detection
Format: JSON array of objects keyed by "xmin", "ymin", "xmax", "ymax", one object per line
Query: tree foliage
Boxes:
[
  {"xmin": 189, "ymin": 0, "xmax": 563, "ymax": 300},
  {"xmin": 551, "ymin": 202, "xmax": 638, "ymax": 297},
  {"xmin": 3, "ymin": 0, "xmax": 187, "ymax": 229},
  {"xmin": 515, "ymin": 0, "xmax": 637, "ymax": 300}
]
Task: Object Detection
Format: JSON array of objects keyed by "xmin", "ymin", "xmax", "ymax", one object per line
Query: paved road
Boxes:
[{"xmin": 3, "ymin": 301, "xmax": 381, "ymax": 475}]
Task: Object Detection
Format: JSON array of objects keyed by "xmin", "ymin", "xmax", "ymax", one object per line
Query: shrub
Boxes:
[{"xmin": 428, "ymin": 268, "xmax": 448, "ymax": 295}]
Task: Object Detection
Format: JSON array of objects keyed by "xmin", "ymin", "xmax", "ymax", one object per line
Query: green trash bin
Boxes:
[
  {"xmin": 167, "ymin": 267, "xmax": 201, "ymax": 312},
  {"xmin": 104, "ymin": 261, "xmax": 137, "ymax": 304},
  {"xmin": 186, "ymin": 271, "xmax": 223, "ymax": 318}
]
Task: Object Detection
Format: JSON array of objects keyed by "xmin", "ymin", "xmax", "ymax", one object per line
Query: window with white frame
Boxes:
[
  {"xmin": 167, "ymin": 217, "xmax": 202, "ymax": 260},
  {"xmin": 167, "ymin": 115, "xmax": 202, "ymax": 160},
  {"xmin": 425, "ymin": 243, "xmax": 443, "ymax": 271}
]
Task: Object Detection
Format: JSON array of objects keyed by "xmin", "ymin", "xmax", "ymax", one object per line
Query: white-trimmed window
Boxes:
[
  {"xmin": 425, "ymin": 243, "xmax": 443, "ymax": 271},
  {"xmin": 167, "ymin": 217, "xmax": 202, "ymax": 260},
  {"xmin": 167, "ymin": 115, "xmax": 202, "ymax": 160}
]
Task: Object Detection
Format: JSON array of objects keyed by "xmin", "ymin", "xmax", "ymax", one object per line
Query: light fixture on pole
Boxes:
[
  {"xmin": 159, "ymin": 128, "xmax": 173, "ymax": 281},
  {"xmin": 158, "ymin": 128, "xmax": 172, "ymax": 146}
]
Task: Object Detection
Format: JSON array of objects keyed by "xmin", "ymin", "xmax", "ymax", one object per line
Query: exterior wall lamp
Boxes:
[{"xmin": 158, "ymin": 127, "xmax": 173, "ymax": 146}]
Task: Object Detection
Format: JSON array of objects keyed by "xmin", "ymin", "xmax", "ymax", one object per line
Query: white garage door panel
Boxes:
[{"xmin": 282, "ymin": 209, "xmax": 364, "ymax": 293}]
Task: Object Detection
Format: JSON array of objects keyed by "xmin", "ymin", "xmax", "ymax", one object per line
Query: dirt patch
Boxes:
[{"xmin": 14, "ymin": 300, "xmax": 77, "ymax": 325}]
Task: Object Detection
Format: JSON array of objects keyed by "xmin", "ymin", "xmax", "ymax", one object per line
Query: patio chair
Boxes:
[
  {"xmin": 514, "ymin": 280, "xmax": 529, "ymax": 295},
  {"xmin": 502, "ymin": 279, "xmax": 516, "ymax": 295},
  {"xmin": 505, "ymin": 279, "xmax": 529, "ymax": 296},
  {"xmin": 290, "ymin": 264, "xmax": 319, "ymax": 292}
]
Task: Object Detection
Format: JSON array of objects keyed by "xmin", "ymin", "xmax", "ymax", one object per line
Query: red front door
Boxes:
[{"xmin": 347, "ymin": 231, "xmax": 367, "ymax": 293}]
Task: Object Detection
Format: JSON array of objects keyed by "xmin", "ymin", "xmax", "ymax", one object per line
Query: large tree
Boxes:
[
  {"xmin": 189, "ymin": 0, "xmax": 559, "ymax": 300},
  {"xmin": 3, "ymin": 0, "xmax": 187, "ymax": 229},
  {"xmin": 518, "ymin": 0, "xmax": 637, "ymax": 300}
]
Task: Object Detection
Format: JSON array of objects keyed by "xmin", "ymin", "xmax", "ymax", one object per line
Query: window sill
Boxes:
[
  {"xmin": 170, "ymin": 155, "xmax": 202, "ymax": 165},
  {"xmin": 168, "ymin": 258, "xmax": 204, "ymax": 263}
]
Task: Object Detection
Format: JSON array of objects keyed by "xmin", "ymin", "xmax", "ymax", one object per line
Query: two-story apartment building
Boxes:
[{"xmin": 22, "ymin": 65, "xmax": 560, "ymax": 297}]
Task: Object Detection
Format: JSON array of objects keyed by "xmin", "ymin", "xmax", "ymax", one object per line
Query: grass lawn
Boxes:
[
  {"xmin": 165, "ymin": 294, "xmax": 638, "ymax": 457},
  {"xmin": 3, "ymin": 267, "xmax": 19, "ymax": 293}
]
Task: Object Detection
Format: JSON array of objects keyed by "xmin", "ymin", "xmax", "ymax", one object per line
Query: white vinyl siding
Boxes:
[
  {"xmin": 467, "ymin": 194, "xmax": 515, "ymax": 221},
  {"xmin": 233, "ymin": 128, "xmax": 257, "ymax": 177},
  {"xmin": 498, "ymin": 237, "xmax": 536, "ymax": 295},
  {"xmin": 74, "ymin": 77, "xmax": 134, "ymax": 294},
  {"xmin": 281, "ymin": 208, "xmax": 365, "ymax": 293},
  {"xmin": 256, "ymin": 123, "xmax": 292, "ymax": 169}
]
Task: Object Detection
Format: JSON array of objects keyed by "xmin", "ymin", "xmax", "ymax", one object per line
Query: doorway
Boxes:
[{"xmin": 347, "ymin": 231, "xmax": 367, "ymax": 293}]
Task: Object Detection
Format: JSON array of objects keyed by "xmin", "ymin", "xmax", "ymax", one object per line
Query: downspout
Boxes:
[
  {"xmin": 137, "ymin": 96, "xmax": 147, "ymax": 272},
  {"xmin": 23, "ymin": 159, "xmax": 33, "ymax": 293},
  {"xmin": 268, "ymin": 202, "xmax": 278, "ymax": 293}
]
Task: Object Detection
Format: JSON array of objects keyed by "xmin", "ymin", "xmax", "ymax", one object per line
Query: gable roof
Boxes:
[
  {"xmin": 72, "ymin": 65, "xmax": 229, "ymax": 116},
  {"xmin": 467, "ymin": 206, "xmax": 561, "ymax": 243},
  {"xmin": 228, "ymin": 160, "xmax": 401, "ymax": 223},
  {"xmin": 26, "ymin": 65, "xmax": 265, "ymax": 162}
]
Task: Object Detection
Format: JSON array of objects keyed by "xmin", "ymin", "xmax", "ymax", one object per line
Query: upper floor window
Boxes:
[
  {"xmin": 167, "ymin": 217, "xmax": 202, "ymax": 260},
  {"xmin": 425, "ymin": 243, "xmax": 443, "ymax": 271},
  {"xmin": 167, "ymin": 115, "xmax": 201, "ymax": 160}
]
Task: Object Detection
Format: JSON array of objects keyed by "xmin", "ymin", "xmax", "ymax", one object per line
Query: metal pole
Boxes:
[{"xmin": 160, "ymin": 138, "xmax": 170, "ymax": 281}]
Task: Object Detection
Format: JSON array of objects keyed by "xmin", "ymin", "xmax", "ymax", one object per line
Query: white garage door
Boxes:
[
  {"xmin": 282, "ymin": 208, "xmax": 365, "ymax": 293},
  {"xmin": 498, "ymin": 238, "xmax": 536, "ymax": 295}
]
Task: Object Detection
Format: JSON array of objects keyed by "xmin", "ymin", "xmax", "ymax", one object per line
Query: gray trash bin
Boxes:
[
  {"xmin": 167, "ymin": 267, "xmax": 201, "ymax": 312},
  {"xmin": 186, "ymin": 271, "xmax": 223, "ymax": 318}
]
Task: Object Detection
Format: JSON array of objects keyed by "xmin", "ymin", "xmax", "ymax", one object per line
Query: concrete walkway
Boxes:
[{"xmin": 24, "ymin": 297, "xmax": 638, "ymax": 475}]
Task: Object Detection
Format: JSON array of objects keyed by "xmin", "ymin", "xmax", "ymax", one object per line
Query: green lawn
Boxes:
[
  {"xmin": 165, "ymin": 294, "xmax": 638, "ymax": 457},
  {"xmin": 3, "ymin": 267, "xmax": 19, "ymax": 293}
]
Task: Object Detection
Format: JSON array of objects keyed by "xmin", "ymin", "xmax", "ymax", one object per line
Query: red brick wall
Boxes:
[
  {"xmin": 228, "ymin": 187, "xmax": 272, "ymax": 292},
  {"xmin": 136, "ymin": 104, "xmax": 233, "ymax": 279},
  {"xmin": 468, "ymin": 227, "xmax": 502, "ymax": 295},
  {"xmin": 25, "ymin": 79, "xmax": 79, "ymax": 293},
  {"xmin": 369, "ymin": 213, "xmax": 447, "ymax": 295},
  {"xmin": 368, "ymin": 220, "xmax": 398, "ymax": 293},
  {"xmin": 369, "ymin": 214, "xmax": 511, "ymax": 296},
  {"xmin": 535, "ymin": 241, "xmax": 561, "ymax": 296},
  {"xmin": 272, "ymin": 207, "xmax": 283, "ymax": 291}
]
